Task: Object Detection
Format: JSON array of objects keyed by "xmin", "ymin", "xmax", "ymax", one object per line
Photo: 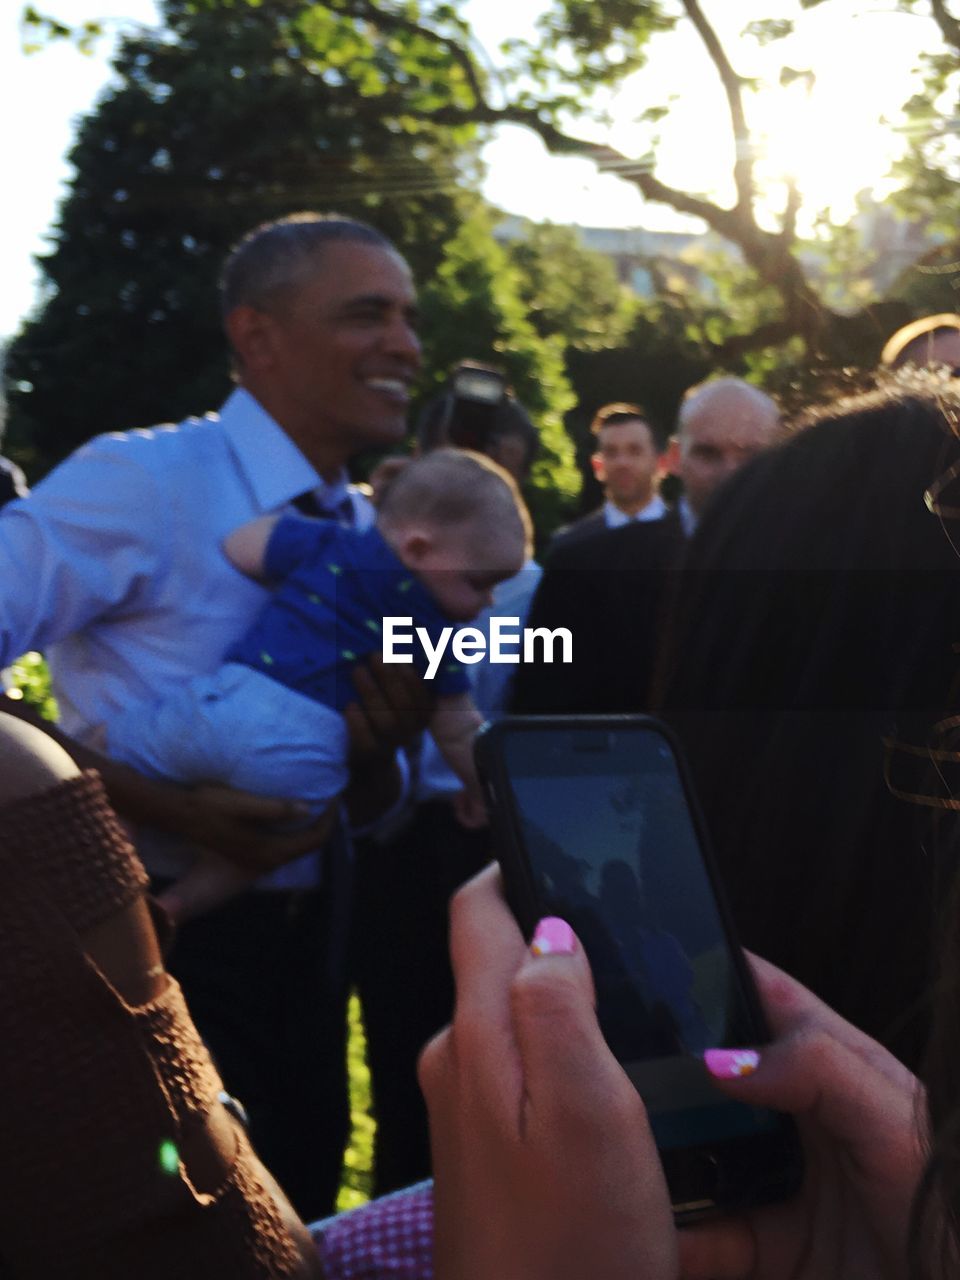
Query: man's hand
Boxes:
[
  {"xmin": 169, "ymin": 784, "xmax": 337, "ymax": 875},
  {"xmin": 345, "ymin": 653, "xmax": 434, "ymax": 765},
  {"xmin": 343, "ymin": 655, "xmax": 434, "ymax": 827}
]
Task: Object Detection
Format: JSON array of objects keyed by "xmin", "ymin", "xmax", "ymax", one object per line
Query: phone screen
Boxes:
[{"xmin": 498, "ymin": 724, "xmax": 781, "ymax": 1154}]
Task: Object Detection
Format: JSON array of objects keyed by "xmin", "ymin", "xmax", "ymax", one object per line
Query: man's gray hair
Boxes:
[{"xmin": 220, "ymin": 212, "xmax": 395, "ymax": 317}]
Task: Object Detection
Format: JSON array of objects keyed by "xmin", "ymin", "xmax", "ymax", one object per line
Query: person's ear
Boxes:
[
  {"xmin": 396, "ymin": 528, "xmax": 433, "ymax": 566},
  {"xmin": 224, "ymin": 305, "xmax": 280, "ymax": 375},
  {"xmin": 662, "ymin": 436, "xmax": 681, "ymax": 477},
  {"xmin": 590, "ymin": 451, "xmax": 606, "ymax": 483}
]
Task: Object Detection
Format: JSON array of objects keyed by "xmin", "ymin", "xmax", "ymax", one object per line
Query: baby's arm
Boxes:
[
  {"xmin": 430, "ymin": 692, "xmax": 487, "ymax": 828},
  {"xmin": 222, "ymin": 514, "xmax": 282, "ymax": 581},
  {"xmin": 156, "ymin": 851, "xmax": 255, "ymax": 925}
]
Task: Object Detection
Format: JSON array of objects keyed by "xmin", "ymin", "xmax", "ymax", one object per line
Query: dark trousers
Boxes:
[
  {"xmin": 351, "ymin": 801, "xmax": 491, "ymax": 1195},
  {"xmin": 156, "ymin": 862, "xmax": 352, "ymax": 1222}
]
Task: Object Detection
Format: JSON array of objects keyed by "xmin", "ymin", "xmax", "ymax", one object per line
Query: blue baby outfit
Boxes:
[
  {"xmin": 227, "ymin": 517, "xmax": 470, "ymax": 708},
  {"xmin": 108, "ymin": 516, "xmax": 470, "ymax": 826}
]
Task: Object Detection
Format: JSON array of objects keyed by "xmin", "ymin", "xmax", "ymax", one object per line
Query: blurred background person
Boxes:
[
  {"xmin": 880, "ymin": 313, "xmax": 960, "ymax": 372},
  {"xmin": 512, "ymin": 376, "xmax": 781, "ymax": 715},
  {"xmin": 663, "ymin": 376, "xmax": 781, "ymax": 535},
  {"xmin": 352, "ymin": 360, "xmax": 542, "ymax": 1195},
  {"xmin": 549, "ymin": 402, "xmax": 665, "ymax": 553}
]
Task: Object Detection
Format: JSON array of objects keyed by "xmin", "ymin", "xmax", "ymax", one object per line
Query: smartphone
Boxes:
[{"xmin": 475, "ymin": 714, "xmax": 803, "ymax": 1222}]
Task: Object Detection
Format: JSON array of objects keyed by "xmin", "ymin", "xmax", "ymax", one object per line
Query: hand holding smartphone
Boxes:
[{"xmin": 475, "ymin": 714, "xmax": 803, "ymax": 1221}]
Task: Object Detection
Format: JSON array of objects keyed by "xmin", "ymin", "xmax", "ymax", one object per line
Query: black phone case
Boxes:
[{"xmin": 474, "ymin": 713, "xmax": 804, "ymax": 1221}]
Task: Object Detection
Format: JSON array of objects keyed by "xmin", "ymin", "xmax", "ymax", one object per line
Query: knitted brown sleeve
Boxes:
[
  {"xmin": 0, "ymin": 772, "xmax": 312, "ymax": 1279},
  {"xmin": 0, "ymin": 769, "xmax": 148, "ymax": 932}
]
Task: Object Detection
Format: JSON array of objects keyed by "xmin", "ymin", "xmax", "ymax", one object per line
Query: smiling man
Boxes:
[{"xmin": 0, "ymin": 212, "xmax": 425, "ymax": 1219}]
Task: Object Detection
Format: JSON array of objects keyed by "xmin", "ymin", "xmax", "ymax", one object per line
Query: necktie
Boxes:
[{"xmin": 292, "ymin": 490, "xmax": 354, "ymax": 524}]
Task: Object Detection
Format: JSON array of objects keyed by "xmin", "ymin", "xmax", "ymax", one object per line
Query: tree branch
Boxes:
[
  {"xmin": 931, "ymin": 0, "xmax": 960, "ymax": 53},
  {"xmin": 781, "ymin": 176, "xmax": 801, "ymax": 244},
  {"xmin": 711, "ymin": 319, "xmax": 798, "ymax": 360},
  {"xmin": 330, "ymin": 0, "xmax": 488, "ymax": 107},
  {"xmin": 328, "ymin": 0, "xmax": 831, "ymax": 349},
  {"xmin": 680, "ymin": 0, "xmax": 755, "ymax": 212},
  {"xmin": 428, "ymin": 103, "xmax": 750, "ymax": 237}
]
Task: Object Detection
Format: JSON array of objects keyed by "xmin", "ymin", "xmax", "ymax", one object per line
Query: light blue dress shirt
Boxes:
[{"xmin": 0, "ymin": 387, "xmax": 384, "ymax": 884}]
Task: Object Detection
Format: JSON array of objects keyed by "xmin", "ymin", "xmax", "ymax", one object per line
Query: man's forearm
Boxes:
[{"xmin": 0, "ymin": 696, "xmax": 337, "ymax": 873}]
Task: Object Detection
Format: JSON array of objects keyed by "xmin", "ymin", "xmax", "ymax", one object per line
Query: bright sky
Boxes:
[{"xmin": 0, "ymin": 0, "xmax": 939, "ymax": 341}]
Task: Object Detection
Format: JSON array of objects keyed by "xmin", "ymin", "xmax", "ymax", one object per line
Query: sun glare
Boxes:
[
  {"xmin": 490, "ymin": 3, "xmax": 933, "ymax": 237},
  {"xmin": 747, "ymin": 54, "xmax": 910, "ymax": 230}
]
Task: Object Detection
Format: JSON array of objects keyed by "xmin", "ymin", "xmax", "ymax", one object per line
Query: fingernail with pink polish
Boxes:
[
  {"xmin": 703, "ymin": 1048, "xmax": 760, "ymax": 1079},
  {"xmin": 531, "ymin": 916, "xmax": 577, "ymax": 957}
]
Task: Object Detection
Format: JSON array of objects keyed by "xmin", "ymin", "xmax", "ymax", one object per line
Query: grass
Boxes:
[
  {"xmin": 337, "ymin": 993, "xmax": 376, "ymax": 1210},
  {"xmin": 9, "ymin": 653, "xmax": 377, "ymax": 1211}
]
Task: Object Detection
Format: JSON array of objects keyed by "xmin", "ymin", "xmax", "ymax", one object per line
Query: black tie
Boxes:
[{"xmin": 291, "ymin": 490, "xmax": 355, "ymax": 523}]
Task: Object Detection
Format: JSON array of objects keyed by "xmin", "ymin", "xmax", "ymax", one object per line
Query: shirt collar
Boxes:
[
  {"xmin": 604, "ymin": 494, "xmax": 667, "ymax": 528},
  {"xmin": 218, "ymin": 387, "xmax": 321, "ymax": 513},
  {"xmin": 677, "ymin": 495, "xmax": 698, "ymax": 537}
]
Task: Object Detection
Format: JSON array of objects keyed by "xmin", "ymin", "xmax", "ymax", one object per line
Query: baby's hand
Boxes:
[{"xmin": 156, "ymin": 852, "xmax": 255, "ymax": 925}]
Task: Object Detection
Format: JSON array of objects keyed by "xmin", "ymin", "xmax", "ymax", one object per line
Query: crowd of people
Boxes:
[{"xmin": 5, "ymin": 210, "xmax": 960, "ymax": 1278}]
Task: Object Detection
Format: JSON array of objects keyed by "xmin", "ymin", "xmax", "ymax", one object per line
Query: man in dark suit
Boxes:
[
  {"xmin": 549, "ymin": 402, "xmax": 665, "ymax": 554},
  {"xmin": 513, "ymin": 511, "xmax": 685, "ymax": 714},
  {"xmin": 514, "ymin": 377, "xmax": 782, "ymax": 716}
]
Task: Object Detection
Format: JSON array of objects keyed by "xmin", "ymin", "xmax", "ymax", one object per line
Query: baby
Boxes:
[{"xmin": 107, "ymin": 449, "xmax": 530, "ymax": 919}]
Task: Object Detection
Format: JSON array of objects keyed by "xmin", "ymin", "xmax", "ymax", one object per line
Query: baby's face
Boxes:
[{"xmin": 412, "ymin": 521, "xmax": 525, "ymax": 622}]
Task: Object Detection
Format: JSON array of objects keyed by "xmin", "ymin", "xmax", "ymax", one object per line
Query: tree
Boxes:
[
  {"xmin": 8, "ymin": 0, "xmax": 479, "ymax": 470},
  {"xmin": 505, "ymin": 222, "xmax": 636, "ymax": 350},
  {"xmin": 124, "ymin": 0, "xmax": 934, "ymax": 367},
  {"xmin": 418, "ymin": 207, "xmax": 580, "ymax": 535}
]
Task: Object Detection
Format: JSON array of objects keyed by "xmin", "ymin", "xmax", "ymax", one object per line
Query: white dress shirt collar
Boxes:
[
  {"xmin": 220, "ymin": 387, "xmax": 321, "ymax": 513},
  {"xmin": 604, "ymin": 493, "xmax": 668, "ymax": 528}
]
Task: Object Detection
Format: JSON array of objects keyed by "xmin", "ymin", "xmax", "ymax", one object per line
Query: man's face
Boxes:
[
  {"xmin": 679, "ymin": 392, "xmax": 779, "ymax": 518},
  {"xmin": 249, "ymin": 241, "xmax": 422, "ymax": 465},
  {"xmin": 591, "ymin": 418, "xmax": 659, "ymax": 515}
]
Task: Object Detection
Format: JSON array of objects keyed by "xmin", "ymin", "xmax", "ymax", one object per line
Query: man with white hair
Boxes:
[{"xmin": 667, "ymin": 376, "xmax": 782, "ymax": 534}]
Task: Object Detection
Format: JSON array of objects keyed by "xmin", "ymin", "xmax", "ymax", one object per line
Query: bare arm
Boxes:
[
  {"xmin": 0, "ymin": 715, "xmax": 322, "ymax": 1278},
  {"xmin": 223, "ymin": 514, "xmax": 282, "ymax": 581},
  {"xmin": 430, "ymin": 691, "xmax": 484, "ymax": 792},
  {"xmin": 0, "ymin": 696, "xmax": 334, "ymax": 874}
]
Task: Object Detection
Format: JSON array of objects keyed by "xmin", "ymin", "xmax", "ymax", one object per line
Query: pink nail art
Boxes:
[
  {"xmin": 531, "ymin": 916, "xmax": 576, "ymax": 956},
  {"xmin": 704, "ymin": 1048, "xmax": 760, "ymax": 1079}
]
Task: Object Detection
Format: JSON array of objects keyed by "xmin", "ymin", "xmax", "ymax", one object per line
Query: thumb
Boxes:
[{"xmin": 703, "ymin": 1032, "xmax": 921, "ymax": 1167}]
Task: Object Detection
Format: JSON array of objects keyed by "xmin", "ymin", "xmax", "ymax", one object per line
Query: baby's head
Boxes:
[{"xmin": 377, "ymin": 449, "xmax": 531, "ymax": 621}]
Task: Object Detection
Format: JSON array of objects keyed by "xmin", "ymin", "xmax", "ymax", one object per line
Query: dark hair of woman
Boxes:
[
  {"xmin": 655, "ymin": 378, "xmax": 960, "ymax": 1074},
  {"xmin": 913, "ymin": 855, "xmax": 960, "ymax": 1278}
]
